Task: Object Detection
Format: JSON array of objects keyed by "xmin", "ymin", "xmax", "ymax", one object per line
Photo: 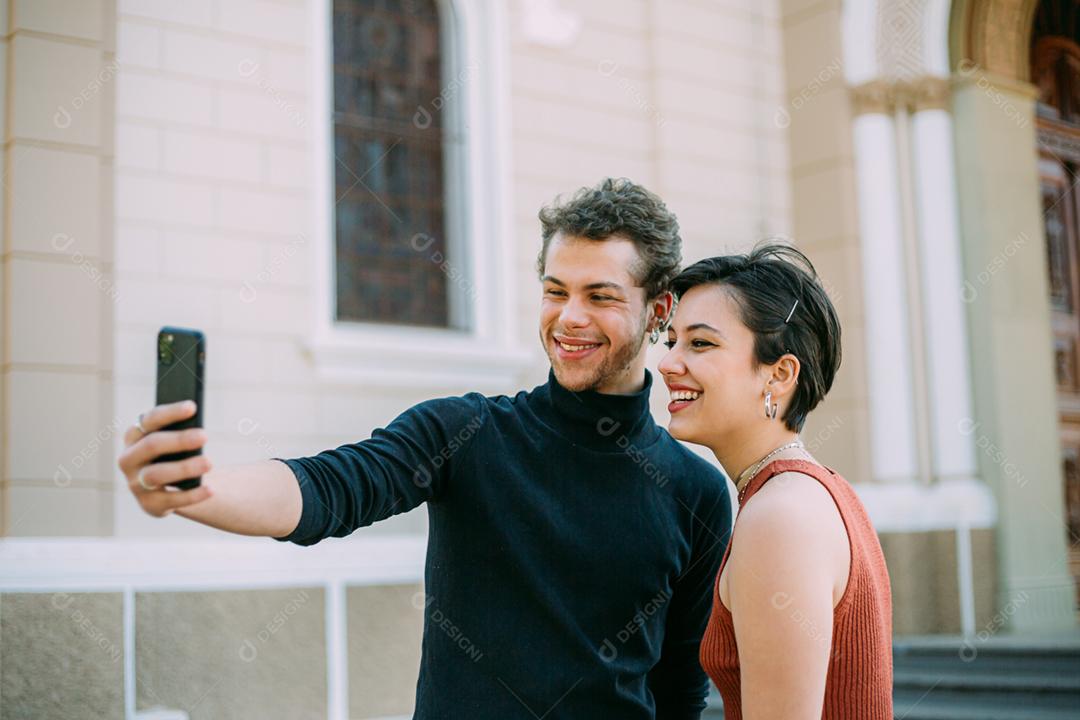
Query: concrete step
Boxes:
[
  {"xmin": 893, "ymin": 668, "xmax": 1080, "ymax": 693},
  {"xmin": 891, "ymin": 695, "xmax": 1080, "ymax": 720},
  {"xmin": 894, "ymin": 640, "xmax": 1080, "ymax": 673},
  {"xmin": 892, "ymin": 687, "xmax": 1080, "ymax": 719},
  {"xmin": 700, "ymin": 636, "xmax": 1080, "ymax": 719}
]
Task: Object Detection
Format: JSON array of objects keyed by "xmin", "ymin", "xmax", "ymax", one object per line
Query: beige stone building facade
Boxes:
[{"xmin": 1, "ymin": 0, "xmax": 1077, "ymax": 717}]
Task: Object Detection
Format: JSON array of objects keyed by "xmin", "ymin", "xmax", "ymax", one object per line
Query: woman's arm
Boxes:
[{"xmin": 726, "ymin": 471, "xmax": 850, "ymax": 720}]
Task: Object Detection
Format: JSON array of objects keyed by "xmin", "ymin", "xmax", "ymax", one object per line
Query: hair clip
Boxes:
[{"xmin": 785, "ymin": 299, "xmax": 799, "ymax": 323}]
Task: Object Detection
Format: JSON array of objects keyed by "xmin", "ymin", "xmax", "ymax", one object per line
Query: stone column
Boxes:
[
  {"xmin": 850, "ymin": 81, "xmax": 922, "ymax": 486},
  {"xmin": 2, "ymin": 0, "xmax": 118, "ymax": 536},
  {"xmin": 952, "ymin": 65, "xmax": 1077, "ymax": 631},
  {"xmin": 905, "ymin": 77, "xmax": 979, "ymax": 487}
]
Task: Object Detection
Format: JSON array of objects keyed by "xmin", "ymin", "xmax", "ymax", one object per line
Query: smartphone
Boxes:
[{"xmin": 154, "ymin": 326, "xmax": 206, "ymax": 489}]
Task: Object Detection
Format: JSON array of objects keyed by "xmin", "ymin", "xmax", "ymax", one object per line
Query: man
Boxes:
[{"xmin": 119, "ymin": 178, "xmax": 732, "ymax": 719}]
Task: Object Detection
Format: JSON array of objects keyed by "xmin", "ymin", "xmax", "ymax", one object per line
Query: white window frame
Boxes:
[{"xmin": 307, "ymin": 0, "xmax": 532, "ymax": 390}]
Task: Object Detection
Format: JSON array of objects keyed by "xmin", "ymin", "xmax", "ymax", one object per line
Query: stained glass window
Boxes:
[{"xmin": 332, "ymin": 0, "xmax": 454, "ymax": 327}]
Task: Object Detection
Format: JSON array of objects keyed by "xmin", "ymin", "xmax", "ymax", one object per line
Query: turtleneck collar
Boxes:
[{"xmin": 529, "ymin": 368, "xmax": 660, "ymax": 451}]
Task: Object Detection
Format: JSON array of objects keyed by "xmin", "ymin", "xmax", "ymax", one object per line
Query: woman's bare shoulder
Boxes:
[{"xmin": 731, "ymin": 470, "xmax": 848, "ymax": 571}]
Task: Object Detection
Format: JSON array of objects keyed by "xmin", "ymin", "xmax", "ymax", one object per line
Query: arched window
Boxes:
[
  {"xmin": 311, "ymin": 0, "xmax": 526, "ymax": 389},
  {"xmin": 331, "ymin": 0, "xmax": 459, "ymax": 328}
]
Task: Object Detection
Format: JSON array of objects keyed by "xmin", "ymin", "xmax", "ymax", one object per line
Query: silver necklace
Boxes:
[{"xmin": 735, "ymin": 440, "xmax": 805, "ymax": 504}]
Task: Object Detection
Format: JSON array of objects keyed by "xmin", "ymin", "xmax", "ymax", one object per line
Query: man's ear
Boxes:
[{"xmin": 651, "ymin": 291, "xmax": 675, "ymax": 330}]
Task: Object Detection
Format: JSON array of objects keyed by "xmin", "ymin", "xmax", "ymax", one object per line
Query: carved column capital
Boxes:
[
  {"xmin": 851, "ymin": 76, "xmax": 952, "ymax": 115},
  {"xmin": 851, "ymin": 79, "xmax": 895, "ymax": 115}
]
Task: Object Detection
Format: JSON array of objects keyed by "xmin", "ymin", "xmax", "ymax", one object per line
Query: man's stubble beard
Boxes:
[{"xmin": 545, "ymin": 310, "xmax": 650, "ymax": 392}]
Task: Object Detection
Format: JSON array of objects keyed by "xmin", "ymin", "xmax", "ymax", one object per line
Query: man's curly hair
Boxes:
[{"xmin": 536, "ymin": 178, "xmax": 682, "ymax": 301}]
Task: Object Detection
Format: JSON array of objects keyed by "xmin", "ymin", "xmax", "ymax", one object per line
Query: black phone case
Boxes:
[{"xmin": 154, "ymin": 326, "xmax": 205, "ymax": 489}]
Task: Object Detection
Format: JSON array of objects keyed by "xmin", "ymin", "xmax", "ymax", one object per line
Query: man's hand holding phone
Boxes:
[
  {"xmin": 118, "ymin": 401, "xmax": 214, "ymax": 517},
  {"xmin": 118, "ymin": 326, "xmax": 302, "ymax": 536}
]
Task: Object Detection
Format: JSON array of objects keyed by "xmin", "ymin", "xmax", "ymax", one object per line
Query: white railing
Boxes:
[{"xmin": 0, "ymin": 535, "xmax": 427, "ymax": 720}]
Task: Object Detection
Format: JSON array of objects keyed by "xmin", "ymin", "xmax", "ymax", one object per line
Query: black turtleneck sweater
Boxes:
[{"xmin": 274, "ymin": 370, "xmax": 731, "ymax": 719}]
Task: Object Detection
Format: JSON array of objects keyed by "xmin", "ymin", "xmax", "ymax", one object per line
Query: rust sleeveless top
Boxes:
[{"xmin": 699, "ymin": 459, "xmax": 893, "ymax": 719}]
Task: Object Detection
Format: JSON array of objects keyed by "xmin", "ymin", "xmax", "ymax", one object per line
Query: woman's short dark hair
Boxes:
[
  {"xmin": 537, "ymin": 177, "xmax": 681, "ymax": 301},
  {"xmin": 671, "ymin": 242, "xmax": 842, "ymax": 433}
]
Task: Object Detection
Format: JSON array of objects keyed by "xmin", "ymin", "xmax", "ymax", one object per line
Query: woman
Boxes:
[{"xmin": 658, "ymin": 243, "xmax": 892, "ymax": 719}]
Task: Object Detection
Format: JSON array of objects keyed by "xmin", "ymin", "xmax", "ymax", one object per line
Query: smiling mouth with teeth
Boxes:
[
  {"xmin": 670, "ymin": 390, "xmax": 701, "ymax": 402},
  {"xmin": 557, "ymin": 340, "xmax": 600, "ymax": 353}
]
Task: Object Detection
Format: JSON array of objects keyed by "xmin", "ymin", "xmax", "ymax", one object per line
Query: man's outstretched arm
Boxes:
[
  {"xmin": 266, "ymin": 391, "xmax": 488, "ymax": 545},
  {"xmin": 117, "ymin": 401, "xmax": 303, "ymax": 537},
  {"xmin": 118, "ymin": 395, "xmax": 488, "ymax": 544}
]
